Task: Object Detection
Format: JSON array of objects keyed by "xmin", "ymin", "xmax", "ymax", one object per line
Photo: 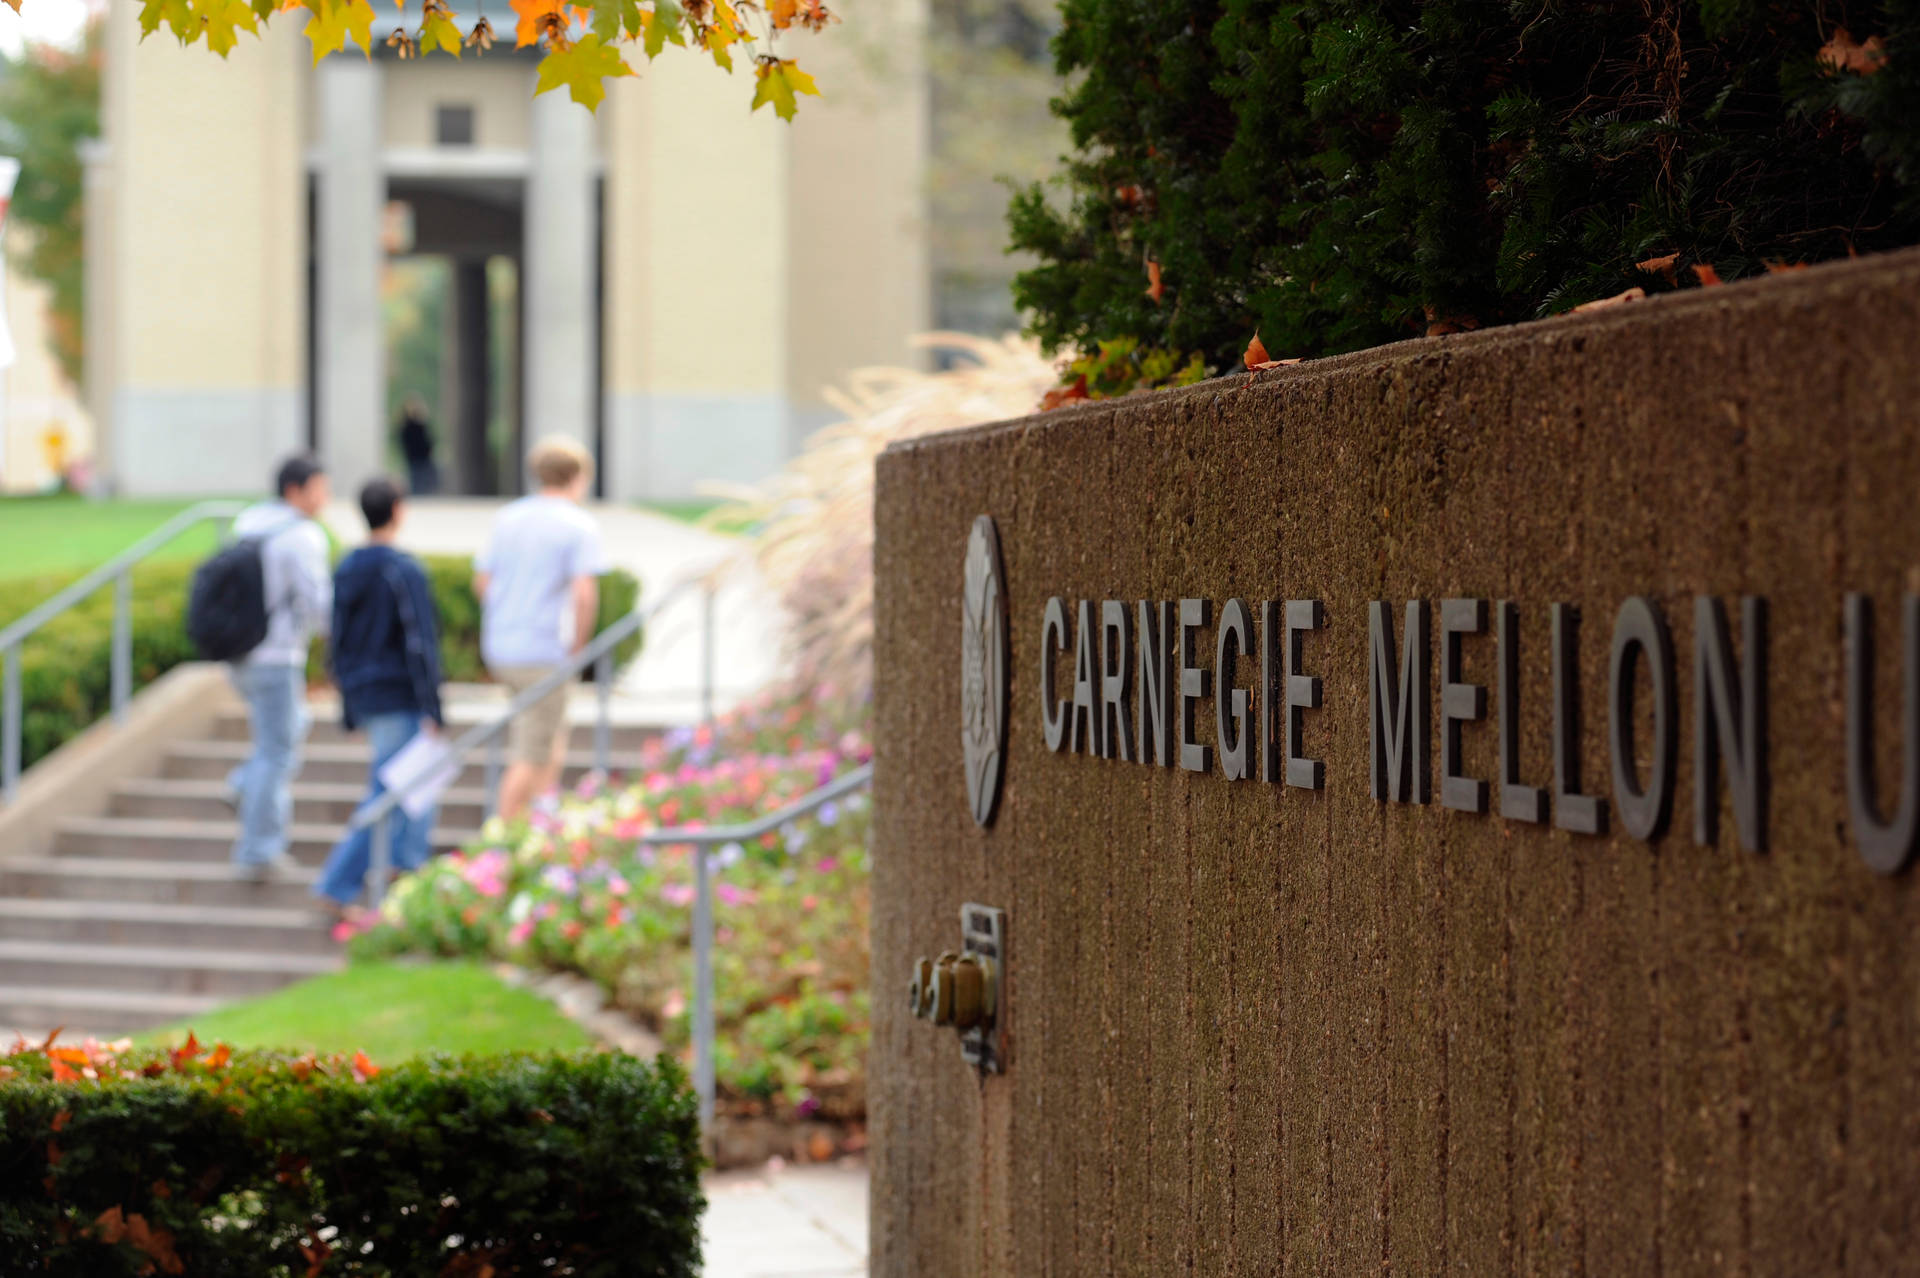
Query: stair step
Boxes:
[
  {"xmin": 54, "ymin": 817, "xmax": 480, "ymax": 863},
  {"xmin": 0, "ymin": 898, "xmax": 336, "ymax": 952},
  {"xmin": 0, "ymin": 939, "xmax": 341, "ymax": 998},
  {"xmin": 111, "ymin": 779, "xmax": 489, "ymax": 828},
  {"xmin": 0, "ymin": 984, "xmax": 224, "ymax": 1034},
  {"xmin": 0, "ymin": 857, "xmax": 328, "ymax": 910},
  {"xmin": 162, "ymin": 740, "xmax": 643, "ymax": 787}
]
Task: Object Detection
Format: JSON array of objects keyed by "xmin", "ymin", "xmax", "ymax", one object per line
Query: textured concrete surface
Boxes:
[
  {"xmin": 871, "ymin": 248, "xmax": 1920, "ymax": 1276},
  {"xmin": 704, "ymin": 1160, "xmax": 868, "ymax": 1277}
]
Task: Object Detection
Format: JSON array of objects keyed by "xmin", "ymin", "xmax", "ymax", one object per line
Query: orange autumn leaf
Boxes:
[
  {"xmin": 1819, "ymin": 26, "xmax": 1887, "ymax": 76},
  {"xmin": 169, "ymin": 1032, "xmax": 201, "ymax": 1072},
  {"xmin": 1635, "ymin": 252, "xmax": 1679, "ymax": 284},
  {"xmin": 48, "ymin": 1047, "xmax": 89, "ymax": 1067},
  {"xmin": 352, "ymin": 1050, "xmax": 380, "ymax": 1082},
  {"xmin": 1039, "ymin": 374, "xmax": 1090, "ymax": 411},
  {"xmin": 1145, "ymin": 259, "xmax": 1164, "ymax": 304},
  {"xmin": 204, "ymin": 1043, "xmax": 232, "ymax": 1070},
  {"xmin": 1692, "ymin": 262, "xmax": 1724, "ymax": 287},
  {"xmin": 1243, "ymin": 333, "xmax": 1270, "ymax": 368},
  {"xmin": 49, "ymin": 1058, "xmax": 79, "ymax": 1083},
  {"xmin": 769, "ymin": 0, "xmax": 796, "ymax": 26},
  {"xmin": 511, "ymin": 0, "xmax": 565, "ymax": 46},
  {"xmin": 1570, "ymin": 286, "xmax": 1646, "ymax": 313}
]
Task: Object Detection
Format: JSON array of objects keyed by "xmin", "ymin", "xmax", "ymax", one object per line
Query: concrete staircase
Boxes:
[{"xmin": 0, "ymin": 697, "xmax": 657, "ymax": 1043}]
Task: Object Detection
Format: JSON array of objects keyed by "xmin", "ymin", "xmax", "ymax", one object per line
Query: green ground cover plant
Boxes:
[
  {"xmin": 0, "ymin": 1035, "xmax": 702, "ymax": 1277},
  {"xmin": 1011, "ymin": 0, "xmax": 1920, "ymax": 377},
  {"xmin": 0, "ymin": 557, "xmax": 640, "ymax": 771},
  {"xmin": 357, "ymin": 689, "xmax": 873, "ymax": 1120},
  {"xmin": 138, "ymin": 961, "xmax": 594, "ymax": 1061}
]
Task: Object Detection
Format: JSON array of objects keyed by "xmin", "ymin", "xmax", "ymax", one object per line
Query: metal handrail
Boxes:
[
  {"xmin": 1, "ymin": 499, "xmax": 248, "ymax": 803},
  {"xmin": 634, "ymin": 761, "xmax": 873, "ymax": 1136},
  {"xmin": 355, "ymin": 576, "xmax": 709, "ymax": 894}
]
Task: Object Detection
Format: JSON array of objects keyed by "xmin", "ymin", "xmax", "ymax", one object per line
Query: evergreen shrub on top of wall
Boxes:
[
  {"xmin": 0, "ymin": 557, "xmax": 642, "ymax": 770},
  {"xmin": 1010, "ymin": 0, "xmax": 1920, "ymax": 371}
]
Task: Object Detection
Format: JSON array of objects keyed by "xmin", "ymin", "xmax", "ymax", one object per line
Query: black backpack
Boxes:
[{"xmin": 185, "ymin": 520, "xmax": 297, "ymax": 661}]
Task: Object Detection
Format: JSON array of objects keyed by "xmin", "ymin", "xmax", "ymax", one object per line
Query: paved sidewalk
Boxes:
[
  {"xmin": 703, "ymin": 1159, "xmax": 868, "ymax": 1277},
  {"xmin": 321, "ymin": 498, "xmax": 787, "ymax": 723}
]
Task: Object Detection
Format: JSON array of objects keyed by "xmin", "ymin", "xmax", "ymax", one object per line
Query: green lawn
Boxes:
[
  {"xmin": 634, "ymin": 498, "xmax": 755, "ymax": 536},
  {"xmin": 0, "ymin": 494, "xmax": 227, "ymax": 581},
  {"xmin": 139, "ymin": 961, "xmax": 595, "ymax": 1061}
]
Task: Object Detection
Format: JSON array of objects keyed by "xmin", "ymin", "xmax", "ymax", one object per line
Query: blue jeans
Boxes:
[
  {"xmin": 314, "ymin": 711, "xmax": 439, "ymax": 906},
  {"xmin": 228, "ymin": 663, "xmax": 310, "ymax": 867}
]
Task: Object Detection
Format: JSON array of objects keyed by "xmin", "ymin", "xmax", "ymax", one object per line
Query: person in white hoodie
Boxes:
[{"xmin": 228, "ymin": 455, "xmax": 333, "ymax": 881}]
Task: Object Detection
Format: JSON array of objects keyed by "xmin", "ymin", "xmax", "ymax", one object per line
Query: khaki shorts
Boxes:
[{"xmin": 492, "ymin": 666, "xmax": 571, "ymax": 766}]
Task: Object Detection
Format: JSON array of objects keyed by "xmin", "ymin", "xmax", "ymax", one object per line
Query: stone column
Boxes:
[
  {"xmin": 524, "ymin": 84, "xmax": 598, "ymax": 481},
  {"xmin": 315, "ymin": 56, "xmax": 385, "ymax": 495}
]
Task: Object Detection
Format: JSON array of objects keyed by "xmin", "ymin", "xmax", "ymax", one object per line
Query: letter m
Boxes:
[{"xmin": 1370, "ymin": 600, "xmax": 1430, "ymax": 803}]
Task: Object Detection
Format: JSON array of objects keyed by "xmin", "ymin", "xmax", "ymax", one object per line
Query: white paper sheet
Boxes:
[{"xmin": 376, "ymin": 729, "xmax": 459, "ymax": 821}]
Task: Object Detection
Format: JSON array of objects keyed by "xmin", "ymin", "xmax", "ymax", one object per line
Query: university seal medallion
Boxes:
[{"xmin": 961, "ymin": 515, "xmax": 1008, "ymax": 827}]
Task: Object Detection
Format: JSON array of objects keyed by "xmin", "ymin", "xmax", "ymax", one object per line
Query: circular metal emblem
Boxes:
[{"xmin": 961, "ymin": 515, "xmax": 1008, "ymax": 827}]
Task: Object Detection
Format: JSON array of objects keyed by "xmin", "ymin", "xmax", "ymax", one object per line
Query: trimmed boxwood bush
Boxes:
[
  {"xmin": 0, "ymin": 1046, "xmax": 703, "ymax": 1276},
  {"xmin": 1010, "ymin": 0, "xmax": 1920, "ymax": 372},
  {"xmin": 0, "ymin": 557, "xmax": 643, "ymax": 770}
]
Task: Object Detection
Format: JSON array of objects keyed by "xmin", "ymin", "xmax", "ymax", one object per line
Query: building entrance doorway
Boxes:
[{"xmin": 382, "ymin": 177, "xmax": 523, "ymax": 497}]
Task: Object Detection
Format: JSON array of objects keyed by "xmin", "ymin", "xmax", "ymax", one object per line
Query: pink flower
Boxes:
[
  {"xmin": 817, "ymin": 857, "xmax": 839, "ymax": 874},
  {"xmin": 508, "ymin": 920, "xmax": 534, "ymax": 945},
  {"xmin": 802, "ymin": 894, "xmax": 819, "ymax": 911},
  {"xmin": 660, "ymin": 883, "xmax": 695, "ymax": 908},
  {"xmin": 715, "ymin": 883, "xmax": 757, "ymax": 908}
]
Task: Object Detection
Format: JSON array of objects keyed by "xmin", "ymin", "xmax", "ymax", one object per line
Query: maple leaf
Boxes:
[
  {"xmin": 768, "ymin": 0, "xmax": 794, "ymax": 26},
  {"xmin": 169, "ymin": 1032, "xmax": 201, "ymax": 1072},
  {"xmin": 0, "ymin": 0, "xmax": 17, "ymax": 13},
  {"xmin": 586, "ymin": 0, "xmax": 640, "ymax": 43},
  {"xmin": 1635, "ymin": 252, "xmax": 1679, "ymax": 284},
  {"xmin": 138, "ymin": 0, "xmax": 196, "ymax": 40},
  {"xmin": 795, "ymin": 0, "xmax": 832, "ymax": 30},
  {"xmin": 702, "ymin": 16, "xmax": 739, "ymax": 69},
  {"xmin": 642, "ymin": 0, "xmax": 686, "ymax": 58},
  {"xmin": 1691, "ymin": 262, "xmax": 1724, "ymax": 287},
  {"xmin": 195, "ymin": 0, "xmax": 260, "ymax": 56},
  {"xmin": 511, "ymin": 0, "xmax": 562, "ymax": 45},
  {"xmin": 751, "ymin": 56, "xmax": 819, "ymax": 120},
  {"xmin": 1039, "ymin": 374, "xmax": 1089, "ymax": 411},
  {"xmin": 351, "ymin": 1050, "xmax": 381, "ymax": 1082},
  {"xmin": 1242, "ymin": 333, "xmax": 1269, "ymax": 368},
  {"xmin": 536, "ymin": 32, "xmax": 634, "ymax": 108},
  {"xmin": 1145, "ymin": 259, "xmax": 1163, "ymax": 304},
  {"xmin": 1818, "ymin": 26, "xmax": 1887, "ymax": 76},
  {"xmin": 303, "ymin": 0, "xmax": 376, "ymax": 63},
  {"xmin": 204, "ymin": 1043, "xmax": 232, "ymax": 1070},
  {"xmin": 49, "ymin": 1057, "xmax": 79, "ymax": 1083},
  {"xmin": 421, "ymin": 8, "xmax": 464, "ymax": 56}
]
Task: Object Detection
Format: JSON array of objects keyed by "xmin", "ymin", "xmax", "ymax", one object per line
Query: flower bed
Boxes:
[{"xmin": 357, "ymin": 690, "xmax": 873, "ymax": 1125}]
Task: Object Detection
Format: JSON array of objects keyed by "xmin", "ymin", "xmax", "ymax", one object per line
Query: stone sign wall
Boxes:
[{"xmin": 870, "ymin": 248, "xmax": 1920, "ymax": 1276}]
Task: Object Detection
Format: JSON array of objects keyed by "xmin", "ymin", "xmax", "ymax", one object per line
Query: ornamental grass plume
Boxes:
[{"xmin": 706, "ymin": 332, "xmax": 1057, "ymax": 699}]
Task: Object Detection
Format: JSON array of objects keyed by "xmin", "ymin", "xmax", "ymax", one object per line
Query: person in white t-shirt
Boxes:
[{"xmin": 473, "ymin": 437, "xmax": 609, "ymax": 821}]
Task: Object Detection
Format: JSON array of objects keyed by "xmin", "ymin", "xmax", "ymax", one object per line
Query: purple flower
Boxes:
[{"xmin": 817, "ymin": 801, "xmax": 840, "ymax": 828}]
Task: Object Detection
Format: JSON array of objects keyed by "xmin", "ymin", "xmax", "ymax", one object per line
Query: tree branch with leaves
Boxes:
[{"xmin": 124, "ymin": 0, "xmax": 836, "ymax": 116}]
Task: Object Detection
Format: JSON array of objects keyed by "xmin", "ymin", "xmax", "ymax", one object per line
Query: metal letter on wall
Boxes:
[
  {"xmin": 1845, "ymin": 593, "xmax": 1920, "ymax": 874},
  {"xmin": 1552, "ymin": 603, "xmax": 1607, "ymax": 835},
  {"xmin": 1498, "ymin": 601, "xmax": 1546, "ymax": 824},
  {"xmin": 1693, "ymin": 595, "xmax": 1768, "ymax": 851},
  {"xmin": 1608, "ymin": 595, "xmax": 1677, "ymax": 842},
  {"xmin": 1369, "ymin": 600, "xmax": 1430, "ymax": 803},
  {"xmin": 1440, "ymin": 598, "xmax": 1490, "ymax": 813},
  {"xmin": 962, "ymin": 516, "xmax": 1009, "ymax": 827},
  {"xmin": 1216, "ymin": 599, "xmax": 1254, "ymax": 781},
  {"xmin": 1041, "ymin": 597, "xmax": 1069, "ymax": 754}
]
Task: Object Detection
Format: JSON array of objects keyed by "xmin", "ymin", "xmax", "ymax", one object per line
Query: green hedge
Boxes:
[
  {"xmin": 0, "ymin": 557, "xmax": 642, "ymax": 770},
  {"xmin": 1010, "ymin": 0, "xmax": 1920, "ymax": 373},
  {"xmin": 0, "ymin": 1048, "xmax": 703, "ymax": 1276}
]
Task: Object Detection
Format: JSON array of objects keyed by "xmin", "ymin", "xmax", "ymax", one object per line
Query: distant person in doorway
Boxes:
[
  {"xmin": 314, "ymin": 477, "xmax": 445, "ymax": 919},
  {"xmin": 397, "ymin": 394, "xmax": 439, "ymax": 496},
  {"xmin": 474, "ymin": 437, "xmax": 607, "ymax": 822},
  {"xmin": 228, "ymin": 454, "xmax": 332, "ymax": 881}
]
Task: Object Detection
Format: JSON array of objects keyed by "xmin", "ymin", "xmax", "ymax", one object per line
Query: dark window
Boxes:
[{"xmin": 436, "ymin": 105, "xmax": 475, "ymax": 146}]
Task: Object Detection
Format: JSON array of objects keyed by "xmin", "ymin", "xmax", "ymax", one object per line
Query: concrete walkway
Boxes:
[
  {"xmin": 703, "ymin": 1159, "xmax": 868, "ymax": 1277},
  {"xmin": 321, "ymin": 498, "xmax": 787, "ymax": 723}
]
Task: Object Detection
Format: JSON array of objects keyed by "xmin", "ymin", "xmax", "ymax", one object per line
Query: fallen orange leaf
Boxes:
[
  {"xmin": 1243, "ymin": 333, "xmax": 1270, "ymax": 368},
  {"xmin": 1819, "ymin": 26, "xmax": 1887, "ymax": 76},
  {"xmin": 1145, "ymin": 259, "xmax": 1164, "ymax": 305},
  {"xmin": 1635, "ymin": 252, "xmax": 1679, "ymax": 284},
  {"xmin": 1692, "ymin": 262, "xmax": 1724, "ymax": 287},
  {"xmin": 352, "ymin": 1050, "xmax": 380, "ymax": 1082},
  {"xmin": 1039, "ymin": 374, "xmax": 1090, "ymax": 412}
]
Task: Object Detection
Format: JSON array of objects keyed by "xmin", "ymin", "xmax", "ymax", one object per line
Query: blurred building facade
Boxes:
[{"xmin": 84, "ymin": 0, "xmax": 928, "ymax": 499}]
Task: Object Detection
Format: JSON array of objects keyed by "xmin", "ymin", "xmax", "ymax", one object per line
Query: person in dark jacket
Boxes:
[
  {"xmin": 397, "ymin": 395, "xmax": 439, "ymax": 496},
  {"xmin": 313, "ymin": 476, "xmax": 445, "ymax": 917}
]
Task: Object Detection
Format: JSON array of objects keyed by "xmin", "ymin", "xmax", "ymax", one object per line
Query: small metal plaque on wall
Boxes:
[{"xmin": 958, "ymin": 903, "xmax": 1006, "ymax": 1074}]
